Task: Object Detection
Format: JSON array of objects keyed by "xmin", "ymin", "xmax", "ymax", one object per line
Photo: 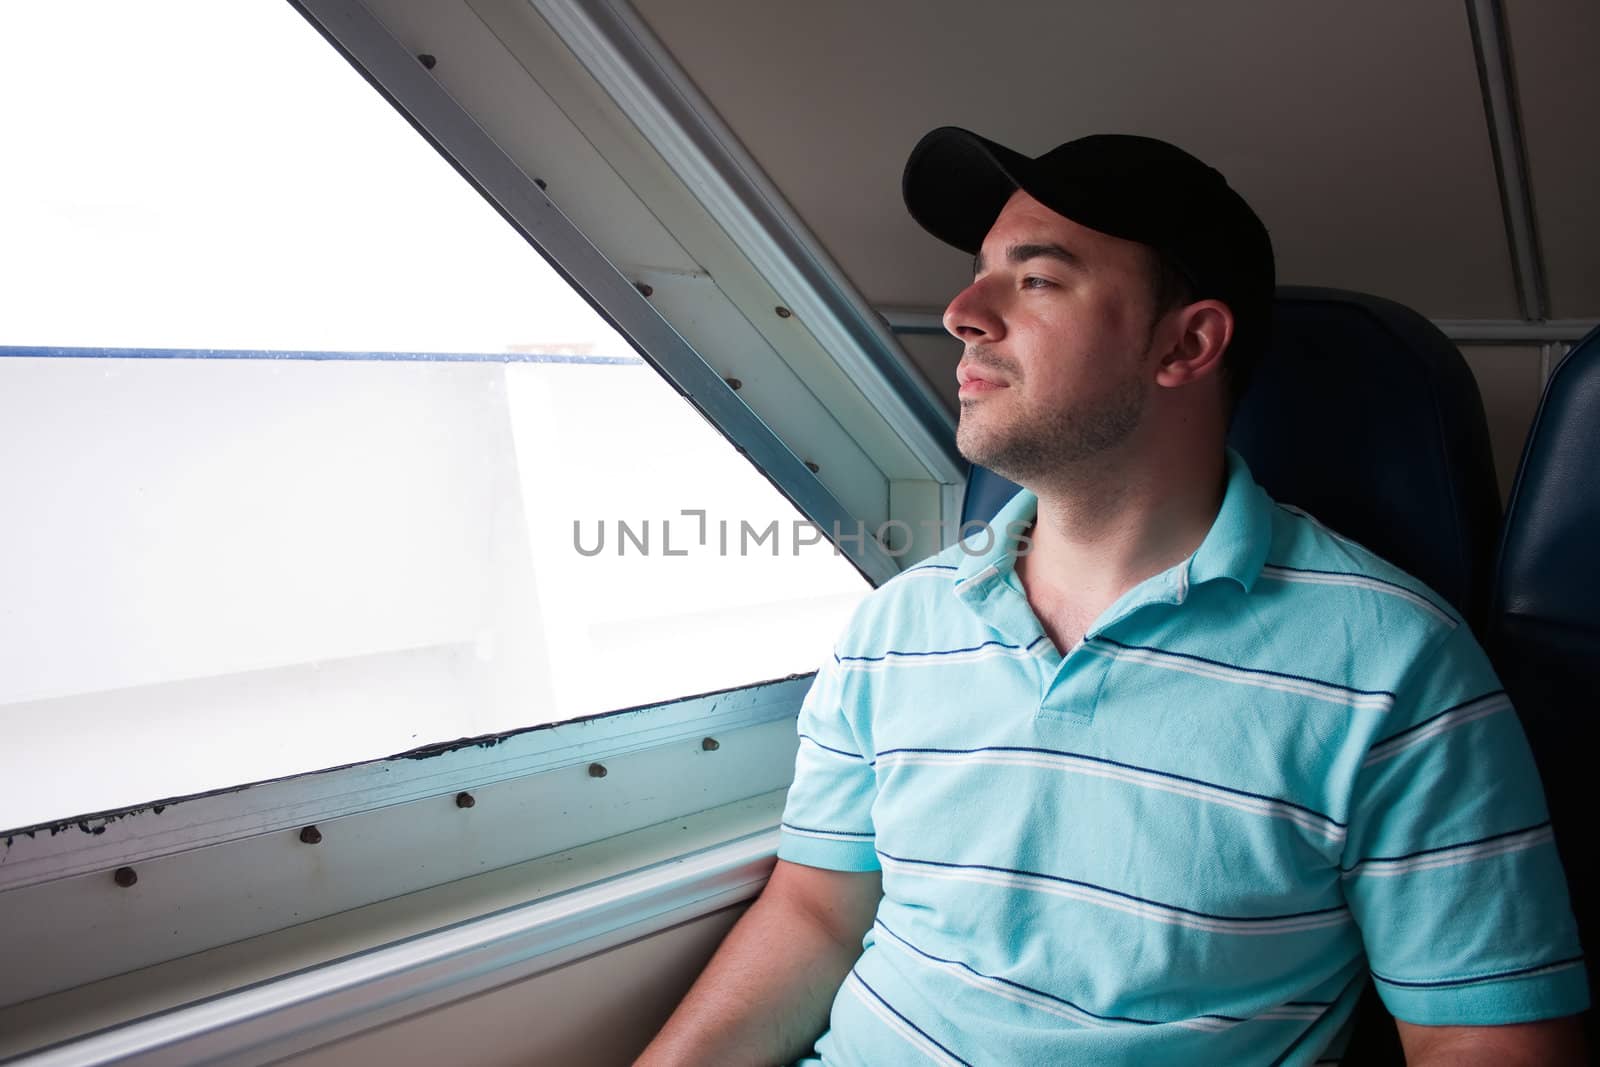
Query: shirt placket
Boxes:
[{"xmin": 1037, "ymin": 564, "xmax": 1192, "ymax": 722}]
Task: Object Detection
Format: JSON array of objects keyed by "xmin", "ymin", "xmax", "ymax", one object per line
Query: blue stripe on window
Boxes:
[
  {"xmin": 873, "ymin": 745, "xmax": 1346, "ymax": 830},
  {"xmin": 0, "ymin": 345, "xmax": 642, "ymax": 365},
  {"xmin": 1098, "ymin": 637, "xmax": 1395, "ymax": 699}
]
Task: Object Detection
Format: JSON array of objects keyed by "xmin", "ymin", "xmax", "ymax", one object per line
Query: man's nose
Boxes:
[{"xmin": 943, "ymin": 280, "xmax": 1003, "ymax": 343}]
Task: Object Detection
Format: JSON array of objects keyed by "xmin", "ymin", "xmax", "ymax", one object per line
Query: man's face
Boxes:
[{"xmin": 945, "ymin": 189, "xmax": 1164, "ymax": 484}]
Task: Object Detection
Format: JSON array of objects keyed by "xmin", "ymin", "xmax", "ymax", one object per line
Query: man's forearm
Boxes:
[
  {"xmin": 634, "ymin": 892, "xmax": 855, "ymax": 1065},
  {"xmin": 1397, "ymin": 1015, "xmax": 1587, "ymax": 1066},
  {"xmin": 1409, "ymin": 1044, "xmax": 1579, "ymax": 1067},
  {"xmin": 635, "ymin": 862, "xmax": 881, "ymax": 1067}
]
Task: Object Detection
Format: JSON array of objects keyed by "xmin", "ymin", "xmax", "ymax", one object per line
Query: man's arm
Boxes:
[
  {"xmin": 1396, "ymin": 1015, "xmax": 1588, "ymax": 1066},
  {"xmin": 635, "ymin": 859, "xmax": 882, "ymax": 1067}
]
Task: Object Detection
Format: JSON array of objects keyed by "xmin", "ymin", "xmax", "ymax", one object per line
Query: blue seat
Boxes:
[
  {"xmin": 961, "ymin": 286, "xmax": 1503, "ymax": 630},
  {"xmin": 1486, "ymin": 324, "xmax": 1600, "ymax": 1046}
]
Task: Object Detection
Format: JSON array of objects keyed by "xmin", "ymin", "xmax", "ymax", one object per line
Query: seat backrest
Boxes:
[
  {"xmin": 961, "ymin": 286, "xmax": 1503, "ymax": 628},
  {"xmin": 1486, "ymin": 324, "xmax": 1600, "ymax": 1043}
]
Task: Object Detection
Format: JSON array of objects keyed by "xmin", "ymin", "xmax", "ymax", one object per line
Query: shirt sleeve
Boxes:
[
  {"xmin": 777, "ymin": 651, "xmax": 880, "ymax": 871},
  {"xmin": 1342, "ymin": 622, "xmax": 1589, "ymax": 1026}
]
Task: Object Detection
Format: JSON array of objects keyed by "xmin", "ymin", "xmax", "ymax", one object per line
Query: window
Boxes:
[{"xmin": 0, "ymin": 0, "xmax": 868, "ymax": 831}]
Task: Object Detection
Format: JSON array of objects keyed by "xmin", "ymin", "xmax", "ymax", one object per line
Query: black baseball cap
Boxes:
[{"xmin": 903, "ymin": 127, "xmax": 1274, "ymax": 384}]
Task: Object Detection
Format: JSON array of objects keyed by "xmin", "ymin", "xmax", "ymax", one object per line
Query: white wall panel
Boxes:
[
  {"xmin": 1505, "ymin": 0, "xmax": 1600, "ymax": 318},
  {"xmin": 0, "ymin": 793, "xmax": 782, "ymax": 1059},
  {"xmin": 635, "ymin": 0, "xmax": 1518, "ymax": 319},
  {"xmin": 278, "ymin": 908, "xmax": 740, "ymax": 1067}
]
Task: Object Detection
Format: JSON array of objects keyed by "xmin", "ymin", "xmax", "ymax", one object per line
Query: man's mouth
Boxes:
[{"xmin": 957, "ymin": 364, "xmax": 1008, "ymax": 396}]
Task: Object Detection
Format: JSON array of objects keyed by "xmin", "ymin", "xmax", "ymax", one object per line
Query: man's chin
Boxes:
[
  {"xmin": 956, "ymin": 430, "xmax": 1024, "ymax": 482},
  {"xmin": 954, "ymin": 427, "xmax": 991, "ymax": 470}
]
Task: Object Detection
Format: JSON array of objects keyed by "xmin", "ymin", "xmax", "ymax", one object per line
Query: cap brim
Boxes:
[{"xmin": 903, "ymin": 127, "xmax": 1034, "ymax": 255}]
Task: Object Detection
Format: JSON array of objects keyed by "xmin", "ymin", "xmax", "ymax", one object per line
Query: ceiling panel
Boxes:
[
  {"xmin": 1505, "ymin": 0, "xmax": 1600, "ymax": 318},
  {"xmin": 634, "ymin": 0, "xmax": 1518, "ymax": 320}
]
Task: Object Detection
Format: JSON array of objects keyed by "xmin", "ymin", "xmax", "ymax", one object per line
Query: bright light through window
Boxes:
[{"xmin": 0, "ymin": 0, "xmax": 869, "ymax": 831}]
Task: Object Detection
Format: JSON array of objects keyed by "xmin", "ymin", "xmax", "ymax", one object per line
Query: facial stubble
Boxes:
[{"xmin": 956, "ymin": 358, "xmax": 1147, "ymax": 486}]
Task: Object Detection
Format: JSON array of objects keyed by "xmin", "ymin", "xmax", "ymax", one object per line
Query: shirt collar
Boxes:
[
  {"xmin": 952, "ymin": 483, "xmax": 1038, "ymax": 595},
  {"xmin": 1187, "ymin": 448, "xmax": 1274, "ymax": 593},
  {"xmin": 951, "ymin": 448, "xmax": 1273, "ymax": 598}
]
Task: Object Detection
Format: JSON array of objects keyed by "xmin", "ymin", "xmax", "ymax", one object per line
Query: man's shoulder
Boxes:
[
  {"xmin": 1258, "ymin": 500, "xmax": 1466, "ymax": 645},
  {"xmin": 890, "ymin": 539, "xmax": 975, "ymax": 580},
  {"xmin": 868, "ymin": 537, "xmax": 975, "ymax": 596},
  {"xmin": 829, "ymin": 539, "xmax": 983, "ymax": 651}
]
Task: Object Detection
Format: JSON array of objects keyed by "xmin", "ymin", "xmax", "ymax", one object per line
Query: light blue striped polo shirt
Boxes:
[{"xmin": 779, "ymin": 452, "xmax": 1586, "ymax": 1066}]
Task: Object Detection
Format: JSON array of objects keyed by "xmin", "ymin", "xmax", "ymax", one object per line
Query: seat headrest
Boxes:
[
  {"xmin": 1491, "ymin": 324, "xmax": 1600, "ymax": 633},
  {"xmin": 961, "ymin": 286, "xmax": 1502, "ymax": 625},
  {"xmin": 1229, "ymin": 287, "xmax": 1500, "ymax": 624},
  {"xmin": 1482, "ymin": 330, "xmax": 1599, "ymax": 1059}
]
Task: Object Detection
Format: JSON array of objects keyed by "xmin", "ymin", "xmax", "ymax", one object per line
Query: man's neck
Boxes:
[{"xmin": 1013, "ymin": 445, "xmax": 1227, "ymax": 649}]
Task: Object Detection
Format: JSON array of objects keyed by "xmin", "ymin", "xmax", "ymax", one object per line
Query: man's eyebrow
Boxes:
[{"xmin": 972, "ymin": 242, "xmax": 1084, "ymax": 276}]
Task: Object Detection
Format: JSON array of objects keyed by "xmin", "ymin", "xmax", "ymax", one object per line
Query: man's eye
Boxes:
[{"xmin": 1021, "ymin": 276, "xmax": 1053, "ymax": 289}]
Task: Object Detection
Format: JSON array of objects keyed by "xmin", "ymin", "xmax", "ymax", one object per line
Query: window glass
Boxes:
[{"xmin": 0, "ymin": 0, "xmax": 869, "ymax": 830}]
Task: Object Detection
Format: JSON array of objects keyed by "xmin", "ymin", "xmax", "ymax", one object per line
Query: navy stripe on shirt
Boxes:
[
  {"xmin": 878, "ymin": 850, "xmax": 1347, "ymax": 924},
  {"xmin": 1373, "ymin": 955, "xmax": 1585, "ymax": 990},
  {"xmin": 798, "ymin": 732, "xmax": 868, "ymax": 760},
  {"xmin": 837, "ymin": 637, "xmax": 1046, "ymax": 663},
  {"xmin": 876, "ymin": 919, "xmax": 1185, "ymax": 1026},
  {"xmin": 874, "ymin": 745, "xmax": 1346, "ymax": 832},
  {"xmin": 851, "ymin": 969, "xmax": 974, "ymax": 1065},
  {"xmin": 1341, "ymin": 820, "xmax": 1552, "ymax": 872},
  {"xmin": 1367, "ymin": 690, "xmax": 1506, "ymax": 750},
  {"xmin": 1098, "ymin": 637, "xmax": 1396, "ymax": 701},
  {"xmin": 782, "ymin": 821, "xmax": 873, "ymax": 838},
  {"xmin": 1261, "ymin": 563, "xmax": 1452, "ymax": 617}
]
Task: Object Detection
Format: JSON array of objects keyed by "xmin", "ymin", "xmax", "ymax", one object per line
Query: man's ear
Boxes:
[{"xmin": 1153, "ymin": 300, "xmax": 1232, "ymax": 389}]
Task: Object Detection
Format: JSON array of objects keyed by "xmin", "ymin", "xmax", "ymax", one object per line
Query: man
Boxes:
[{"xmin": 637, "ymin": 129, "xmax": 1588, "ymax": 1065}]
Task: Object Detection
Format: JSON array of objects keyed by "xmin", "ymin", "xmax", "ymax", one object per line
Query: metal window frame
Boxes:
[
  {"xmin": 0, "ymin": 689, "xmax": 801, "ymax": 1018},
  {"xmin": 4, "ymin": 0, "xmax": 912, "ymax": 930},
  {"xmin": 0, "ymin": 678, "xmax": 805, "ymax": 894},
  {"xmin": 522, "ymin": 0, "xmax": 962, "ymax": 487},
  {"xmin": 1465, "ymin": 0, "xmax": 1548, "ymax": 324},
  {"xmin": 1, "ymin": 830, "xmax": 777, "ymax": 1067},
  {"xmin": 291, "ymin": 0, "xmax": 901, "ymax": 586},
  {"xmin": 0, "ymin": 0, "xmax": 972, "ymax": 1042}
]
